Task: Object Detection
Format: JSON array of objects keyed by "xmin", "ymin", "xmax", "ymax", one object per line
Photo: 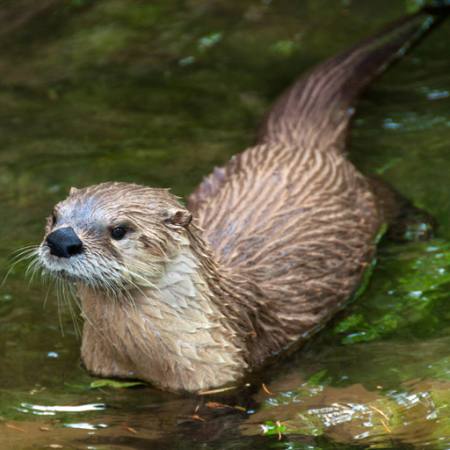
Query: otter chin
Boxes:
[{"xmin": 36, "ymin": 9, "xmax": 446, "ymax": 393}]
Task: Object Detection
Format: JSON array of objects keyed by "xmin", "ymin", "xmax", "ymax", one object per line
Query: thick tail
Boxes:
[{"xmin": 258, "ymin": 5, "xmax": 448, "ymax": 152}]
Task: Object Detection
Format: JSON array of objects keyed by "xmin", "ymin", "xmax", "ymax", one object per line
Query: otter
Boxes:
[{"xmin": 36, "ymin": 8, "xmax": 447, "ymax": 393}]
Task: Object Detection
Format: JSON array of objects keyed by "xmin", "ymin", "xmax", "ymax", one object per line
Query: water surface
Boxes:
[{"xmin": 0, "ymin": 1, "xmax": 449, "ymax": 449}]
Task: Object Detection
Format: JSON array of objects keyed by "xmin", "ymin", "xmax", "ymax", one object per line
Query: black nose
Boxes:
[{"xmin": 46, "ymin": 227, "xmax": 83, "ymax": 258}]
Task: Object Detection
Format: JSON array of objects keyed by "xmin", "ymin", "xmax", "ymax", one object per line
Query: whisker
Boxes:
[
  {"xmin": 10, "ymin": 244, "xmax": 39, "ymax": 256},
  {"xmin": 56, "ymin": 278, "xmax": 66, "ymax": 336},
  {"xmin": 2, "ymin": 246, "xmax": 39, "ymax": 287},
  {"xmin": 60, "ymin": 279, "xmax": 81, "ymax": 338}
]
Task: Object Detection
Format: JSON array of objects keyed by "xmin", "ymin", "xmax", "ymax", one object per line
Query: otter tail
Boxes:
[{"xmin": 258, "ymin": 5, "xmax": 449, "ymax": 152}]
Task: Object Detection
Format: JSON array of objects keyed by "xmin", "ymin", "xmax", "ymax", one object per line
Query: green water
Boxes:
[{"xmin": 0, "ymin": 1, "xmax": 449, "ymax": 449}]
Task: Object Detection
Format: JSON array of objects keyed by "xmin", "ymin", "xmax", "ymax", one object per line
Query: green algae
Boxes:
[
  {"xmin": 89, "ymin": 379, "xmax": 146, "ymax": 389},
  {"xmin": 334, "ymin": 240, "xmax": 450, "ymax": 344}
]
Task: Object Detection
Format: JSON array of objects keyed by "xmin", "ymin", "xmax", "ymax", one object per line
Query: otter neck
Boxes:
[{"xmin": 79, "ymin": 229, "xmax": 249, "ymax": 392}]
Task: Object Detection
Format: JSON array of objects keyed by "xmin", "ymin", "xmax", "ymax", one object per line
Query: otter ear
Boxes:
[
  {"xmin": 69, "ymin": 186, "xmax": 79, "ymax": 196},
  {"xmin": 164, "ymin": 209, "xmax": 192, "ymax": 229}
]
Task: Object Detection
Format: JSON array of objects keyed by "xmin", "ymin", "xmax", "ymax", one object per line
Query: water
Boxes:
[{"xmin": 0, "ymin": 1, "xmax": 449, "ymax": 449}]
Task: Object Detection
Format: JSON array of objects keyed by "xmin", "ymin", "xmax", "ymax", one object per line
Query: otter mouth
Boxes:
[
  {"xmin": 38, "ymin": 245, "xmax": 88, "ymax": 283},
  {"xmin": 39, "ymin": 254, "xmax": 107, "ymax": 289},
  {"xmin": 50, "ymin": 269, "xmax": 82, "ymax": 283},
  {"xmin": 37, "ymin": 244, "xmax": 131, "ymax": 293}
]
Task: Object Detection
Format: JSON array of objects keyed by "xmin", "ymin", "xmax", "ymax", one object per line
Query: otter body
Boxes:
[{"xmin": 37, "ymin": 9, "xmax": 446, "ymax": 392}]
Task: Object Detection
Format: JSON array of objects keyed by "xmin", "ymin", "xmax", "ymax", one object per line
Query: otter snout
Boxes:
[{"xmin": 46, "ymin": 227, "xmax": 83, "ymax": 258}]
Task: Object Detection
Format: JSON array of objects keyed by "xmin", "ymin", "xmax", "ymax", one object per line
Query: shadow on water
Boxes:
[{"xmin": 0, "ymin": 1, "xmax": 449, "ymax": 449}]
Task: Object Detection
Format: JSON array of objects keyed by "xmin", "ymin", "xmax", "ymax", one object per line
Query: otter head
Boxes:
[{"xmin": 38, "ymin": 182, "xmax": 192, "ymax": 292}]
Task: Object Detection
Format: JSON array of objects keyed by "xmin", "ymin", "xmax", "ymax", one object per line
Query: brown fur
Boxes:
[{"xmin": 37, "ymin": 10, "xmax": 445, "ymax": 392}]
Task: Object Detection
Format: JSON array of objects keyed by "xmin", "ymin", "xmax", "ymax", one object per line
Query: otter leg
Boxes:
[{"xmin": 369, "ymin": 176, "xmax": 436, "ymax": 242}]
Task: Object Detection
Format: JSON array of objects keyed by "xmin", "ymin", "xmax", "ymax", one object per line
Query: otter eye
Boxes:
[{"xmin": 111, "ymin": 226, "xmax": 127, "ymax": 241}]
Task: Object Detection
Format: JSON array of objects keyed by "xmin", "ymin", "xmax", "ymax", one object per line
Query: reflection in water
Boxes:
[
  {"xmin": 19, "ymin": 402, "xmax": 106, "ymax": 415},
  {"xmin": 243, "ymin": 375, "xmax": 450, "ymax": 448},
  {"xmin": 0, "ymin": 0, "xmax": 449, "ymax": 449}
]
